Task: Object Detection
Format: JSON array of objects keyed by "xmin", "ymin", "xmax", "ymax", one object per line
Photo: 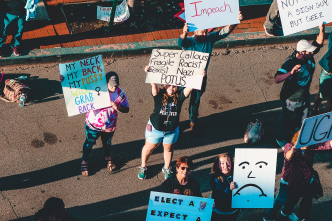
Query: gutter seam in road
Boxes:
[{"xmin": 0, "ymin": 192, "xmax": 19, "ymax": 219}]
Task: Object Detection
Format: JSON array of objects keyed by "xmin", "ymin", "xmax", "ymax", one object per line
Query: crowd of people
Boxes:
[{"xmin": 2, "ymin": 0, "xmax": 331, "ymax": 220}]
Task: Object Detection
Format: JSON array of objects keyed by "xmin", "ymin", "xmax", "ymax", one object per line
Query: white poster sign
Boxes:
[
  {"xmin": 295, "ymin": 111, "xmax": 332, "ymax": 148},
  {"xmin": 59, "ymin": 55, "xmax": 110, "ymax": 117},
  {"xmin": 145, "ymin": 49, "xmax": 209, "ymax": 90},
  {"xmin": 232, "ymin": 148, "xmax": 277, "ymax": 208},
  {"xmin": 184, "ymin": 0, "xmax": 240, "ymax": 32},
  {"xmin": 97, "ymin": 0, "xmax": 130, "ymax": 22},
  {"xmin": 146, "ymin": 191, "xmax": 214, "ymax": 221},
  {"xmin": 277, "ymin": 0, "xmax": 332, "ymax": 36}
]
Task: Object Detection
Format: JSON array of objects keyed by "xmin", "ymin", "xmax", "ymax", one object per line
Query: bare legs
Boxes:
[{"xmin": 141, "ymin": 140, "xmax": 174, "ymax": 169}]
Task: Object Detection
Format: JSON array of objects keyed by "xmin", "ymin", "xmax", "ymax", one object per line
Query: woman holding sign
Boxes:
[
  {"xmin": 264, "ymin": 131, "xmax": 332, "ymax": 221},
  {"xmin": 138, "ymin": 66, "xmax": 201, "ymax": 180},
  {"xmin": 210, "ymin": 153, "xmax": 239, "ymax": 221}
]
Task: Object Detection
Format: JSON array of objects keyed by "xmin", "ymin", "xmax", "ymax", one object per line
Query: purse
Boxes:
[
  {"xmin": 0, "ymin": 76, "xmax": 29, "ymax": 103},
  {"xmin": 310, "ymin": 170, "xmax": 323, "ymax": 199}
]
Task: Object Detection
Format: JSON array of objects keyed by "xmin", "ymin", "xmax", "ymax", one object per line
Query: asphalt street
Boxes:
[{"xmin": 1, "ymin": 43, "xmax": 332, "ymax": 221}]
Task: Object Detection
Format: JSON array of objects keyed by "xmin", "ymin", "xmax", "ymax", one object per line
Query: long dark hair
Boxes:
[{"xmin": 211, "ymin": 153, "xmax": 234, "ymax": 183}]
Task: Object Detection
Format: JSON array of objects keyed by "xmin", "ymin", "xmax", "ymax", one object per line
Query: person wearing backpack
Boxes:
[{"xmin": 274, "ymin": 22, "xmax": 325, "ymax": 149}]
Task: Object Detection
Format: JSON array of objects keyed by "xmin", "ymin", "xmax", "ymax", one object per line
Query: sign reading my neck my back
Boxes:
[
  {"xmin": 146, "ymin": 191, "xmax": 213, "ymax": 221},
  {"xmin": 145, "ymin": 49, "xmax": 209, "ymax": 90},
  {"xmin": 59, "ymin": 55, "xmax": 109, "ymax": 117},
  {"xmin": 295, "ymin": 111, "xmax": 332, "ymax": 148}
]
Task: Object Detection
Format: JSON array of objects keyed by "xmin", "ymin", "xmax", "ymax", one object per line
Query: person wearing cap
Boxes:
[
  {"xmin": 312, "ymin": 31, "xmax": 332, "ymax": 116},
  {"xmin": 178, "ymin": 12, "xmax": 243, "ymax": 133},
  {"xmin": 80, "ymin": 71, "xmax": 129, "ymax": 176},
  {"xmin": 274, "ymin": 22, "xmax": 325, "ymax": 149}
]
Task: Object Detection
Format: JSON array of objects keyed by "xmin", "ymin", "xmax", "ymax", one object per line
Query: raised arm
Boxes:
[
  {"xmin": 316, "ymin": 22, "xmax": 325, "ymax": 45},
  {"xmin": 145, "ymin": 66, "xmax": 160, "ymax": 96},
  {"xmin": 180, "ymin": 23, "xmax": 189, "ymax": 40}
]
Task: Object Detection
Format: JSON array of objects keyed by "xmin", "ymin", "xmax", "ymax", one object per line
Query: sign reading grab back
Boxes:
[
  {"xmin": 277, "ymin": 0, "xmax": 332, "ymax": 36},
  {"xmin": 184, "ymin": 0, "xmax": 240, "ymax": 32},
  {"xmin": 146, "ymin": 191, "xmax": 213, "ymax": 221},
  {"xmin": 59, "ymin": 55, "xmax": 109, "ymax": 117}
]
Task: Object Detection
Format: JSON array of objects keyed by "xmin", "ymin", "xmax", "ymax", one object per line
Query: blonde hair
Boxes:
[{"xmin": 211, "ymin": 153, "xmax": 233, "ymax": 183}]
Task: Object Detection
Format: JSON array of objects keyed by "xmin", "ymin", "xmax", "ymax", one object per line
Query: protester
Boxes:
[
  {"xmin": 160, "ymin": 156, "xmax": 202, "ymax": 197},
  {"xmin": 60, "ymin": 72, "xmax": 129, "ymax": 176},
  {"xmin": 312, "ymin": 31, "xmax": 332, "ymax": 116},
  {"xmin": 0, "ymin": 0, "xmax": 37, "ymax": 57},
  {"xmin": 263, "ymin": 131, "xmax": 332, "ymax": 221},
  {"xmin": 210, "ymin": 153, "xmax": 239, "ymax": 221},
  {"xmin": 275, "ymin": 22, "xmax": 325, "ymax": 148},
  {"xmin": 178, "ymin": 12, "xmax": 243, "ymax": 133},
  {"xmin": 34, "ymin": 197, "xmax": 79, "ymax": 221},
  {"xmin": 263, "ymin": 0, "xmax": 280, "ymax": 37},
  {"xmin": 138, "ymin": 66, "xmax": 200, "ymax": 180}
]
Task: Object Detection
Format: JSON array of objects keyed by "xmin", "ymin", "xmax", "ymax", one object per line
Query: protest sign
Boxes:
[
  {"xmin": 145, "ymin": 49, "xmax": 209, "ymax": 90},
  {"xmin": 295, "ymin": 111, "xmax": 332, "ymax": 148},
  {"xmin": 146, "ymin": 191, "xmax": 214, "ymax": 221},
  {"xmin": 232, "ymin": 148, "xmax": 277, "ymax": 208},
  {"xmin": 277, "ymin": 0, "xmax": 332, "ymax": 36},
  {"xmin": 97, "ymin": 0, "xmax": 130, "ymax": 23},
  {"xmin": 184, "ymin": 0, "xmax": 240, "ymax": 32},
  {"xmin": 59, "ymin": 55, "xmax": 109, "ymax": 117}
]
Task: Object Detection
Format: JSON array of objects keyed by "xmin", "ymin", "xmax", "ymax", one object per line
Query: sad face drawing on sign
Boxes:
[{"xmin": 232, "ymin": 149, "xmax": 277, "ymax": 208}]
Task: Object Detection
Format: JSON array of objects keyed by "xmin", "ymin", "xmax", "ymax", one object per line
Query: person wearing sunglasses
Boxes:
[
  {"xmin": 161, "ymin": 156, "xmax": 202, "ymax": 197},
  {"xmin": 210, "ymin": 153, "xmax": 239, "ymax": 221}
]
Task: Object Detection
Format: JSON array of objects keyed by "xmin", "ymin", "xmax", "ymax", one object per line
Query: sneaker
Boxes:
[
  {"xmin": 13, "ymin": 46, "xmax": 20, "ymax": 56},
  {"xmin": 263, "ymin": 24, "xmax": 275, "ymax": 37},
  {"xmin": 263, "ymin": 218, "xmax": 275, "ymax": 221},
  {"xmin": 276, "ymin": 139, "xmax": 287, "ymax": 150},
  {"xmin": 138, "ymin": 166, "xmax": 147, "ymax": 180},
  {"xmin": 281, "ymin": 211, "xmax": 299, "ymax": 221},
  {"xmin": 162, "ymin": 166, "xmax": 173, "ymax": 180},
  {"xmin": 190, "ymin": 122, "xmax": 195, "ymax": 131}
]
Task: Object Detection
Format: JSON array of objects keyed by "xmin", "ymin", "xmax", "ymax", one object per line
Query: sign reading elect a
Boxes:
[
  {"xmin": 296, "ymin": 111, "xmax": 332, "ymax": 148},
  {"xmin": 277, "ymin": 0, "xmax": 332, "ymax": 36},
  {"xmin": 184, "ymin": 0, "xmax": 240, "ymax": 32},
  {"xmin": 146, "ymin": 191, "xmax": 213, "ymax": 221}
]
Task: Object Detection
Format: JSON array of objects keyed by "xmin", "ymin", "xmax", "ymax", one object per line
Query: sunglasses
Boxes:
[{"xmin": 179, "ymin": 167, "xmax": 191, "ymax": 171}]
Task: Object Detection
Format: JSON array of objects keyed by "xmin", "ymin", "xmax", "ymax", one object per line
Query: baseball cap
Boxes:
[
  {"xmin": 297, "ymin": 40, "xmax": 317, "ymax": 52},
  {"xmin": 107, "ymin": 72, "xmax": 119, "ymax": 87}
]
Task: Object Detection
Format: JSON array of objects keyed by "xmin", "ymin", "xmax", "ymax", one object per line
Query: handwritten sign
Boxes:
[
  {"xmin": 59, "ymin": 55, "xmax": 109, "ymax": 117},
  {"xmin": 146, "ymin": 191, "xmax": 214, "ymax": 221},
  {"xmin": 295, "ymin": 111, "xmax": 332, "ymax": 148},
  {"xmin": 232, "ymin": 148, "xmax": 277, "ymax": 208},
  {"xmin": 277, "ymin": 0, "xmax": 332, "ymax": 36},
  {"xmin": 97, "ymin": 0, "xmax": 130, "ymax": 22},
  {"xmin": 145, "ymin": 49, "xmax": 208, "ymax": 90},
  {"xmin": 184, "ymin": 0, "xmax": 240, "ymax": 32}
]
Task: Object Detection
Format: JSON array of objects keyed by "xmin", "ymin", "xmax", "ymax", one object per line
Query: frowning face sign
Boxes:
[{"xmin": 232, "ymin": 148, "xmax": 277, "ymax": 208}]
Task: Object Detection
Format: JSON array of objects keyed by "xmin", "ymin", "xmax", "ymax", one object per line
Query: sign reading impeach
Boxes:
[
  {"xmin": 296, "ymin": 111, "xmax": 332, "ymax": 148},
  {"xmin": 145, "ymin": 49, "xmax": 209, "ymax": 90},
  {"xmin": 277, "ymin": 0, "xmax": 332, "ymax": 36}
]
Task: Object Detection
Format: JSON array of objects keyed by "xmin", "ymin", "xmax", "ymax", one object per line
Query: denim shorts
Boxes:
[
  {"xmin": 319, "ymin": 69, "xmax": 332, "ymax": 99},
  {"xmin": 145, "ymin": 119, "xmax": 179, "ymax": 144}
]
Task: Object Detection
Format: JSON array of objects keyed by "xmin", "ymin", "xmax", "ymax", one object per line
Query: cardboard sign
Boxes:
[
  {"xmin": 295, "ymin": 111, "xmax": 332, "ymax": 148},
  {"xmin": 232, "ymin": 148, "xmax": 277, "ymax": 208},
  {"xmin": 277, "ymin": 0, "xmax": 332, "ymax": 36},
  {"xmin": 184, "ymin": 0, "xmax": 240, "ymax": 32},
  {"xmin": 59, "ymin": 55, "xmax": 110, "ymax": 117},
  {"xmin": 146, "ymin": 191, "xmax": 214, "ymax": 221},
  {"xmin": 97, "ymin": 0, "xmax": 130, "ymax": 22},
  {"xmin": 145, "ymin": 49, "xmax": 208, "ymax": 90}
]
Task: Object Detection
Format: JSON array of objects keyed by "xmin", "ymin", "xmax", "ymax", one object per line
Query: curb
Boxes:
[{"xmin": 0, "ymin": 27, "xmax": 330, "ymax": 66}]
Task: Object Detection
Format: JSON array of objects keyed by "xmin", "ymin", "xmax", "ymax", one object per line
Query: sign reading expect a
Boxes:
[
  {"xmin": 277, "ymin": 0, "xmax": 332, "ymax": 36},
  {"xmin": 184, "ymin": 0, "xmax": 240, "ymax": 32},
  {"xmin": 145, "ymin": 49, "xmax": 208, "ymax": 90},
  {"xmin": 59, "ymin": 55, "xmax": 109, "ymax": 117},
  {"xmin": 146, "ymin": 191, "xmax": 214, "ymax": 221},
  {"xmin": 296, "ymin": 111, "xmax": 332, "ymax": 148}
]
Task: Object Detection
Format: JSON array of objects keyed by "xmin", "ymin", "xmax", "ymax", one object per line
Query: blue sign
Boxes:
[{"xmin": 146, "ymin": 191, "xmax": 214, "ymax": 221}]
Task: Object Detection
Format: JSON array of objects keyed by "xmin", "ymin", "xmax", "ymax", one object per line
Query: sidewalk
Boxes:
[{"xmin": 0, "ymin": 2, "xmax": 331, "ymax": 65}]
